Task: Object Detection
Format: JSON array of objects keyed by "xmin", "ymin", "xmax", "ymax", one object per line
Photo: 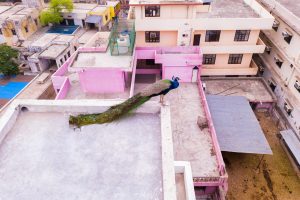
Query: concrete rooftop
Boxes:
[
  {"xmin": 39, "ymin": 44, "xmax": 69, "ymax": 59},
  {"xmin": 197, "ymin": 0, "xmax": 259, "ymax": 18},
  {"xmin": 165, "ymin": 83, "xmax": 219, "ymax": 177},
  {"xmin": 276, "ymin": 0, "xmax": 300, "ymax": 18},
  {"xmin": 30, "ymin": 34, "xmax": 58, "ymax": 49},
  {"xmin": 202, "ymin": 77, "xmax": 276, "ymax": 102},
  {"xmin": 0, "ymin": 100, "xmax": 176, "ymax": 200},
  {"xmin": 70, "ymin": 50, "xmax": 132, "ymax": 71}
]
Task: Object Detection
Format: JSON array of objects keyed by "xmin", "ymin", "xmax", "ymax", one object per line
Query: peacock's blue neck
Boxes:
[{"xmin": 170, "ymin": 80, "xmax": 179, "ymax": 89}]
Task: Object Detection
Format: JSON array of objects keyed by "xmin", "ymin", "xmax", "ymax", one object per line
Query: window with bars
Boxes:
[
  {"xmin": 203, "ymin": 54, "xmax": 216, "ymax": 65},
  {"xmin": 145, "ymin": 6, "xmax": 160, "ymax": 17},
  {"xmin": 11, "ymin": 29, "xmax": 16, "ymax": 35},
  {"xmin": 145, "ymin": 31, "xmax": 160, "ymax": 43},
  {"xmin": 228, "ymin": 54, "xmax": 243, "ymax": 64},
  {"xmin": 205, "ymin": 30, "xmax": 221, "ymax": 42},
  {"xmin": 234, "ymin": 30, "xmax": 250, "ymax": 41}
]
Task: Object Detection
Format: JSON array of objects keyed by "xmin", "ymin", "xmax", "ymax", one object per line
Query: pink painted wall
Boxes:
[
  {"xmin": 197, "ymin": 72, "xmax": 228, "ymax": 192},
  {"xmin": 78, "ymin": 69, "xmax": 125, "ymax": 93},
  {"xmin": 163, "ymin": 66, "xmax": 193, "ymax": 82},
  {"xmin": 55, "ymin": 78, "xmax": 71, "ymax": 100}
]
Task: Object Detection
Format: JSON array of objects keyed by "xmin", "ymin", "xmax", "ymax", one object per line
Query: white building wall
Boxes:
[{"xmin": 259, "ymin": 9, "xmax": 300, "ymax": 136}]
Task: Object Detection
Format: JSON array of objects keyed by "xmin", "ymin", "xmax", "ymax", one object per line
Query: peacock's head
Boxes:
[{"xmin": 172, "ymin": 76, "xmax": 180, "ymax": 82}]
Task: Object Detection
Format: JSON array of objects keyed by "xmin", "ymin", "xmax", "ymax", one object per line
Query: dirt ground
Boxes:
[{"xmin": 224, "ymin": 111, "xmax": 300, "ymax": 200}]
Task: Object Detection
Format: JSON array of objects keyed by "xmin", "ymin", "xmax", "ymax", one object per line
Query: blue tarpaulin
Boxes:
[
  {"xmin": 0, "ymin": 82, "xmax": 28, "ymax": 99},
  {"xmin": 207, "ymin": 95, "xmax": 272, "ymax": 154}
]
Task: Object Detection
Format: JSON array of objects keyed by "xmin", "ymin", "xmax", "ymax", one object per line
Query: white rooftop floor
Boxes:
[{"xmin": 0, "ymin": 109, "xmax": 163, "ymax": 199}]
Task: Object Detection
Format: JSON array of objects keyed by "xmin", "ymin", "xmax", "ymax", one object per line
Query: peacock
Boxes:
[{"xmin": 69, "ymin": 76, "xmax": 180, "ymax": 127}]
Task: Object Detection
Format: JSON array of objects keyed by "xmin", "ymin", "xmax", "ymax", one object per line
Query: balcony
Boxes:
[
  {"xmin": 201, "ymin": 59, "xmax": 258, "ymax": 76},
  {"xmin": 201, "ymin": 38, "xmax": 266, "ymax": 54}
]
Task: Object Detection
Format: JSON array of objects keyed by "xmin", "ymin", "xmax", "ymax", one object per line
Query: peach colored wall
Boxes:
[
  {"xmin": 193, "ymin": 30, "xmax": 260, "ymax": 46},
  {"xmin": 136, "ymin": 5, "xmax": 194, "ymax": 19},
  {"xmin": 135, "ymin": 31, "xmax": 178, "ymax": 47},
  {"xmin": 202, "ymin": 53, "xmax": 252, "ymax": 68}
]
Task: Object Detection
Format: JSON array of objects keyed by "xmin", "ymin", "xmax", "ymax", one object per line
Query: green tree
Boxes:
[
  {"xmin": 0, "ymin": 45, "xmax": 19, "ymax": 77},
  {"xmin": 40, "ymin": 0, "xmax": 74, "ymax": 26}
]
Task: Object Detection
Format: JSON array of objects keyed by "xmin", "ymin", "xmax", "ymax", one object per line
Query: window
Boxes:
[
  {"xmin": 145, "ymin": 31, "xmax": 160, "ymax": 43},
  {"xmin": 294, "ymin": 80, "xmax": 300, "ymax": 93},
  {"xmin": 74, "ymin": 46, "xmax": 77, "ymax": 51},
  {"xmin": 284, "ymin": 101, "xmax": 293, "ymax": 116},
  {"xmin": 11, "ymin": 29, "xmax": 16, "ymax": 35},
  {"xmin": 34, "ymin": 19, "xmax": 38, "ymax": 25},
  {"xmin": 268, "ymin": 79, "xmax": 277, "ymax": 92},
  {"xmin": 203, "ymin": 54, "xmax": 216, "ymax": 65},
  {"xmin": 60, "ymin": 58, "xmax": 64, "ymax": 65},
  {"xmin": 145, "ymin": 6, "xmax": 160, "ymax": 17},
  {"xmin": 67, "ymin": 51, "xmax": 71, "ymax": 57},
  {"xmin": 282, "ymin": 31, "xmax": 292, "ymax": 44},
  {"xmin": 24, "ymin": 26, "xmax": 28, "ymax": 33},
  {"xmin": 274, "ymin": 57, "xmax": 283, "ymax": 68},
  {"xmin": 228, "ymin": 54, "xmax": 243, "ymax": 64},
  {"xmin": 105, "ymin": 15, "xmax": 108, "ymax": 21},
  {"xmin": 234, "ymin": 30, "xmax": 250, "ymax": 41},
  {"xmin": 205, "ymin": 30, "xmax": 221, "ymax": 42},
  {"xmin": 0, "ymin": 28, "xmax": 2, "ymax": 35},
  {"xmin": 64, "ymin": 55, "xmax": 67, "ymax": 61}
]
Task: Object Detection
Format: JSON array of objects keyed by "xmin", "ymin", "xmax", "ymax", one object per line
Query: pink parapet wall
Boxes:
[
  {"xmin": 55, "ymin": 78, "xmax": 71, "ymax": 100},
  {"xmin": 196, "ymin": 70, "xmax": 228, "ymax": 192},
  {"xmin": 78, "ymin": 69, "xmax": 125, "ymax": 93}
]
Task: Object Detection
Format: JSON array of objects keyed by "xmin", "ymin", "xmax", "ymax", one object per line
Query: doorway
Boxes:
[{"xmin": 193, "ymin": 34, "xmax": 201, "ymax": 46}]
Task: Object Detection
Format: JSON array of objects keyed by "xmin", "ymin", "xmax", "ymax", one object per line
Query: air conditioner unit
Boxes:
[
  {"xmin": 284, "ymin": 101, "xmax": 293, "ymax": 115},
  {"xmin": 294, "ymin": 80, "xmax": 300, "ymax": 90},
  {"xmin": 274, "ymin": 57, "xmax": 281, "ymax": 62},
  {"xmin": 273, "ymin": 20, "xmax": 280, "ymax": 27},
  {"xmin": 282, "ymin": 31, "xmax": 291, "ymax": 38},
  {"xmin": 265, "ymin": 46, "xmax": 272, "ymax": 52},
  {"xmin": 268, "ymin": 78, "xmax": 276, "ymax": 86}
]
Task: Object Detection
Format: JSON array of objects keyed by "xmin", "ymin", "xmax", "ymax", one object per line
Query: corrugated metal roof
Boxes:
[
  {"xmin": 280, "ymin": 129, "xmax": 300, "ymax": 165},
  {"xmin": 207, "ymin": 95, "xmax": 272, "ymax": 154}
]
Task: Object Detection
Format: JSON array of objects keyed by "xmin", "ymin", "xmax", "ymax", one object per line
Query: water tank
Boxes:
[
  {"xmin": 117, "ymin": 37, "xmax": 129, "ymax": 54},
  {"xmin": 119, "ymin": 33, "xmax": 130, "ymax": 46}
]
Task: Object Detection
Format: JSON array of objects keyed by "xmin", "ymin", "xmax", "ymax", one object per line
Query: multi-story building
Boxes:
[
  {"xmin": 128, "ymin": 0, "xmax": 274, "ymax": 76},
  {"xmin": 0, "ymin": 4, "xmax": 40, "ymax": 45},
  {"xmin": 257, "ymin": 0, "xmax": 300, "ymax": 136}
]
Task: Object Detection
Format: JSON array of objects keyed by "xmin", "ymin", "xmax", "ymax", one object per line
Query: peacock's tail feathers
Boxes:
[{"xmin": 69, "ymin": 93, "xmax": 151, "ymax": 127}]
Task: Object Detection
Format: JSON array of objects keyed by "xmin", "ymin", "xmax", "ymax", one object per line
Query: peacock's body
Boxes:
[{"xmin": 69, "ymin": 77, "xmax": 180, "ymax": 127}]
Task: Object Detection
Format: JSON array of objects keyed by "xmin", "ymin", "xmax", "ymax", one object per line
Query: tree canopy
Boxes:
[
  {"xmin": 0, "ymin": 45, "xmax": 19, "ymax": 77},
  {"xmin": 40, "ymin": 0, "xmax": 74, "ymax": 26}
]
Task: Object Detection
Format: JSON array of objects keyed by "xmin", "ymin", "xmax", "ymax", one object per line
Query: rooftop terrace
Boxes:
[
  {"xmin": 0, "ymin": 100, "xmax": 176, "ymax": 200},
  {"xmin": 202, "ymin": 77, "xmax": 276, "ymax": 103},
  {"xmin": 274, "ymin": 0, "xmax": 300, "ymax": 18},
  {"xmin": 166, "ymin": 83, "xmax": 219, "ymax": 177},
  {"xmin": 70, "ymin": 50, "xmax": 132, "ymax": 71},
  {"xmin": 197, "ymin": 0, "xmax": 259, "ymax": 18}
]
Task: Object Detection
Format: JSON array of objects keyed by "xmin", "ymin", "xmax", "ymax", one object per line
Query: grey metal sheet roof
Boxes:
[
  {"xmin": 280, "ymin": 129, "xmax": 300, "ymax": 165},
  {"xmin": 207, "ymin": 95, "xmax": 272, "ymax": 154}
]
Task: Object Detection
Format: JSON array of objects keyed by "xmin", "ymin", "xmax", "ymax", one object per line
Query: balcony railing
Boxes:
[{"xmin": 201, "ymin": 59, "xmax": 258, "ymax": 76}]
